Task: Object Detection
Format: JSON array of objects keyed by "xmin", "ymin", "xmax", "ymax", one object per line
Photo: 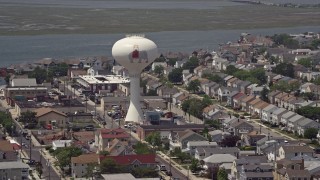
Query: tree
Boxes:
[
  {"xmin": 202, "ymin": 95, "xmax": 213, "ymax": 108},
  {"xmin": 217, "ymin": 167, "xmax": 228, "ymax": 180},
  {"xmin": 85, "ymin": 163, "xmax": 98, "ymax": 179},
  {"xmin": 100, "ymin": 158, "xmax": 123, "ymax": 174},
  {"xmin": 189, "ymin": 158, "xmax": 201, "ymax": 173},
  {"xmin": 260, "ymin": 87, "xmax": 269, "ymax": 102},
  {"xmin": 4, "ymin": 74, "xmax": 10, "ymax": 84},
  {"xmin": 167, "ymin": 58, "xmax": 178, "ymax": 66},
  {"xmin": 202, "ymin": 73, "xmax": 223, "ymax": 84},
  {"xmin": 271, "ymin": 80, "xmax": 300, "ymax": 93},
  {"xmin": 304, "ymin": 128, "xmax": 318, "ymax": 139},
  {"xmin": 145, "ymin": 132, "xmax": 162, "ymax": 147},
  {"xmin": 298, "ymin": 58, "xmax": 312, "ymax": 68},
  {"xmin": 131, "ymin": 167, "xmax": 159, "ymax": 178},
  {"xmin": 168, "ymin": 68, "xmax": 183, "ymax": 84},
  {"xmin": 134, "ymin": 142, "xmax": 152, "ymax": 154},
  {"xmin": 99, "ymin": 151, "xmax": 110, "ymax": 156},
  {"xmin": 221, "ymin": 135, "xmax": 239, "ymax": 147},
  {"xmin": 296, "ymin": 106, "xmax": 320, "ymax": 120},
  {"xmin": 53, "ymin": 146, "xmax": 82, "ymax": 170},
  {"xmin": 154, "ymin": 65, "xmax": 164, "ymax": 77},
  {"xmin": 183, "ymin": 57, "xmax": 199, "ymax": 73},
  {"xmin": 28, "ymin": 66, "xmax": 47, "ymax": 84},
  {"xmin": 187, "ymin": 79, "xmax": 201, "ymax": 93},
  {"xmin": 272, "ymin": 63, "xmax": 294, "ymax": 78},
  {"xmin": 311, "ymin": 39, "xmax": 320, "ymax": 49},
  {"xmin": 224, "ymin": 65, "xmax": 238, "ymax": 75},
  {"xmin": 19, "ymin": 111, "xmax": 37, "ymax": 124},
  {"xmin": 250, "ymin": 68, "xmax": 267, "ymax": 85},
  {"xmin": 36, "ymin": 163, "xmax": 43, "ymax": 178}
]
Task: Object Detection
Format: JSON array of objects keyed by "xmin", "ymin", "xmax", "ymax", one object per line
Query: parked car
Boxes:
[{"xmin": 85, "ymin": 125, "xmax": 95, "ymax": 131}]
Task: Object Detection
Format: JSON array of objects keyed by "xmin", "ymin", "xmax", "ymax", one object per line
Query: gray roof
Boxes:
[
  {"xmin": 262, "ymin": 104, "xmax": 278, "ymax": 112},
  {"xmin": 298, "ymin": 118, "xmax": 319, "ymax": 127},
  {"xmin": 208, "ymin": 130, "xmax": 231, "ymax": 136},
  {"xmin": 197, "ymin": 147, "xmax": 240, "ymax": 155},
  {"xmin": 203, "ymin": 154, "xmax": 236, "ymax": 164},
  {"xmin": 288, "ymin": 114, "xmax": 304, "ymax": 123},
  {"xmin": 11, "ymin": 78, "xmax": 37, "ymax": 87},
  {"xmin": 244, "ymin": 171, "xmax": 273, "ymax": 178},
  {"xmin": 0, "ymin": 161, "xmax": 29, "ymax": 169},
  {"xmin": 188, "ymin": 141, "xmax": 217, "ymax": 147},
  {"xmin": 272, "ymin": 108, "xmax": 287, "ymax": 116},
  {"xmin": 281, "ymin": 111, "xmax": 296, "ymax": 119}
]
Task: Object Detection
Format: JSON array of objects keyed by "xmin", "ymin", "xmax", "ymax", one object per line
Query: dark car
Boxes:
[
  {"xmin": 26, "ymin": 160, "xmax": 36, "ymax": 166},
  {"xmin": 71, "ymin": 126, "xmax": 81, "ymax": 132},
  {"xmin": 166, "ymin": 171, "xmax": 172, "ymax": 176},
  {"xmin": 85, "ymin": 125, "xmax": 95, "ymax": 131}
]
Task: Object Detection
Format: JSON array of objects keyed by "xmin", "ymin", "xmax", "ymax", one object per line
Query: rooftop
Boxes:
[
  {"xmin": 0, "ymin": 161, "xmax": 29, "ymax": 169},
  {"xmin": 71, "ymin": 153, "xmax": 100, "ymax": 164},
  {"xmin": 79, "ymin": 75, "xmax": 130, "ymax": 85},
  {"xmin": 11, "ymin": 78, "xmax": 37, "ymax": 87}
]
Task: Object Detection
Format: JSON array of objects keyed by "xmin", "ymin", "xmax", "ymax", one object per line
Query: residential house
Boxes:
[
  {"xmin": 210, "ymin": 84, "xmax": 221, "ymax": 99},
  {"xmin": 156, "ymin": 86, "xmax": 179, "ymax": 100},
  {"xmin": 231, "ymin": 156, "xmax": 269, "ymax": 180},
  {"xmin": 208, "ymin": 130, "xmax": 231, "ymax": 144},
  {"xmin": 169, "ymin": 129, "xmax": 207, "ymax": 150},
  {"xmin": 213, "ymin": 57, "xmax": 229, "ymax": 71},
  {"xmin": 239, "ymin": 164, "xmax": 274, "ymax": 180},
  {"xmin": 203, "ymin": 82, "xmax": 217, "ymax": 97},
  {"xmin": 71, "ymin": 153, "xmax": 100, "ymax": 178},
  {"xmin": 271, "ymin": 108, "xmax": 288, "ymax": 126},
  {"xmin": 183, "ymin": 141, "xmax": 218, "ymax": 156},
  {"xmin": 279, "ymin": 94, "xmax": 296, "ymax": 110},
  {"xmin": 229, "ymin": 92, "xmax": 246, "ymax": 109},
  {"xmin": 300, "ymin": 82, "xmax": 315, "ymax": 93},
  {"xmin": 217, "ymin": 86, "xmax": 238, "ymax": 102},
  {"xmin": 95, "ymin": 128, "xmax": 130, "ymax": 152},
  {"xmin": 238, "ymin": 81, "xmax": 252, "ymax": 94},
  {"xmin": 174, "ymin": 59, "xmax": 187, "ymax": 68},
  {"xmin": 34, "ymin": 107, "xmax": 67, "ymax": 128},
  {"xmin": 63, "ymin": 58, "xmax": 84, "ymax": 69},
  {"xmin": 297, "ymin": 118, "xmax": 320, "ymax": 136},
  {"xmin": 0, "ymin": 140, "xmax": 18, "ymax": 162},
  {"xmin": 151, "ymin": 62, "xmax": 167, "ymax": 71},
  {"xmin": 240, "ymin": 95, "xmax": 256, "ymax": 112},
  {"xmin": 145, "ymin": 80, "xmax": 162, "ymax": 94},
  {"xmin": 0, "ymin": 161, "xmax": 29, "ymax": 180},
  {"xmin": 172, "ymin": 92, "xmax": 189, "ymax": 106},
  {"xmin": 287, "ymin": 98, "xmax": 307, "ymax": 112},
  {"xmin": 278, "ymin": 145, "xmax": 314, "ymax": 160},
  {"xmin": 202, "ymin": 105, "xmax": 216, "ymax": 119},
  {"xmin": 250, "ymin": 86, "xmax": 264, "ymax": 97},
  {"xmin": 203, "ymin": 154, "xmax": 237, "ymax": 168},
  {"xmin": 246, "ymin": 84, "xmax": 258, "ymax": 95},
  {"xmin": 229, "ymin": 119, "xmax": 254, "ymax": 136},
  {"xmin": 251, "ymin": 101, "xmax": 269, "ymax": 118},
  {"xmin": 224, "ymin": 75, "xmax": 234, "ymax": 86},
  {"xmin": 182, "ymin": 70, "xmax": 193, "ymax": 83},
  {"xmin": 287, "ymin": 115, "xmax": 305, "ymax": 133},
  {"xmin": 261, "ymin": 104, "xmax": 278, "ymax": 123},
  {"xmin": 163, "ymin": 66, "xmax": 173, "ymax": 76},
  {"xmin": 105, "ymin": 139, "xmax": 130, "ymax": 156},
  {"xmin": 70, "ymin": 69, "xmax": 87, "ymax": 79},
  {"xmin": 274, "ymin": 92, "xmax": 289, "ymax": 107},
  {"xmin": 112, "ymin": 65, "xmax": 129, "ymax": 77},
  {"xmin": 101, "ymin": 154, "xmax": 157, "ymax": 172},
  {"xmin": 248, "ymin": 98, "xmax": 263, "ymax": 115},
  {"xmin": 268, "ymin": 90, "xmax": 282, "ymax": 104},
  {"xmin": 280, "ymin": 111, "xmax": 297, "ymax": 127},
  {"xmin": 227, "ymin": 77, "xmax": 239, "ymax": 87},
  {"xmin": 194, "ymin": 66, "xmax": 211, "ymax": 77},
  {"xmin": 275, "ymin": 159, "xmax": 311, "ymax": 180}
]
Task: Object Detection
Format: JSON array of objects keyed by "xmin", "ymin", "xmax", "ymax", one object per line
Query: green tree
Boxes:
[
  {"xmin": 189, "ymin": 158, "xmax": 201, "ymax": 173},
  {"xmin": 224, "ymin": 65, "xmax": 238, "ymax": 75},
  {"xmin": 28, "ymin": 66, "xmax": 47, "ymax": 84},
  {"xmin": 131, "ymin": 167, "xmax": 159, "ymax": 178},
  {"xmin": 53, "ymin": 146, "xmax": 82, "ymax": 170},
  {"xmin": 187, "ymin": 79, "xmax": 201, "ymax": 93},
  {"xmin": 296, "ymin": 106, "xmax": 320, "ymax": 120},
  {"xmin": 167, "ymin": 58, "xmax": 178, "ymax": 66},
  {"xmin": 84, "ymin": 163, "xmax": 98, "ymax": 179},
  {"xmin": 100, "ymin": 158, "xmax": 123, "ymax": 174},
  {"xmin": 36, "ymin": 163, "xmax": 43, "ymax": 178},
  {"xmin": 168, "ymin": 68, "xmax": 183, "ymax": 84},
  {"xmin": 202, "ymin": 95, "xmax": 213, "ymax": 107},
  {"xmin": 154, "ymin": 65, "xmax": 164, "ymax": 77},
  {"xmin": 217, "ymin": 167, "xmax": 228, "ymax": 180},
  {"xmin": 271, "ymin": 81, "xmax": 300, "ymax": 93},
  {"xmin": 304, "ymin": 128, "xmax": 318, "ymax": 139},
  {"xmin": 272, "ymin": 62, "xmax": 295, "ymax": 78},
  {"xmin": 221, "ymin": 135, "xmax": 239, "ymax": 147},
  {"xmin": 250, "ymin": 68, "xmax": 267, "ymax": 85},
  {"xmin": 4, "ymin": 74, "xmax": 10, "ymax": 84},
  {"xmin": 134, "ymin": 142, "xmax": 152, "ymax": 154},
  {"xmin": 183, "ymin": 57, "xmax": 199, "ymax": 73},
  {"xmin": 298, "ymin": 58, "xmax": 312, "ymax": 68},
  {"xmin": 19, "ymin": 110, "xmax": 37, "ymax": 124},
  {"xmin": 0, "ymin": 112, "xmax": 14, "ymax": 135},
  {"xmin": 311, "ymin": 39, "xmax": 320, "ymax": 49},
  {"xmin": 260, "ymin": 87, "xmax": 269, "ymax": 102},
  {"xmin": 99, "ymin": 151, "xmax": 110, "ymax": 156},
  {"xmin": 145, "ymin": 132, "xmax": 162, "ymax": 147}
]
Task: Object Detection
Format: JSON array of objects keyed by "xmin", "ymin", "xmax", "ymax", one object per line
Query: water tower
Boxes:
[{"xmin": 112, "ymin": 35, "xmax": 158, "ymax": 124}]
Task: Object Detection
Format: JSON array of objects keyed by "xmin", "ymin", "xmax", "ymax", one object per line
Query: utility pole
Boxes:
[
  {"xmin": 29, "ymin": 135, "xmax": 31, "ymax": 161},
  {"xmin": 20, "ymin": 132, "xmax": 22, "ymax": 159}
]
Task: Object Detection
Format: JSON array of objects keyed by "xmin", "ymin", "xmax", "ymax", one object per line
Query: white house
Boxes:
[
  {"xmin": 261, "ymin": 104, "xmax": 278, "ymax": 123},
  {"xmin": 52, "ymin": 140, "xmax": 72, "ymax": 150}
]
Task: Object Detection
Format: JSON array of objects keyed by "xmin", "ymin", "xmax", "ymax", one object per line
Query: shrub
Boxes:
[{"xmin": 45, "ymin": 145, "xmax": 52, "ymax": 150}]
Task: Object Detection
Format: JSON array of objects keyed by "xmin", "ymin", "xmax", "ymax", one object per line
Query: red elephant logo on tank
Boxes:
[{"xmin": 129, "ymin": 44, "xmax": 149, "ymax": 63}]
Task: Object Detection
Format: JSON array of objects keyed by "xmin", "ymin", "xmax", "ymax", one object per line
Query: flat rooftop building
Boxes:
[{"xmin": 77, "ymin": 75, "xmax": 130, "ymax": 93}]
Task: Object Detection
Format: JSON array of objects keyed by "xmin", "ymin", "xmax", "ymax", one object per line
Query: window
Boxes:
[{"xmin": 295, "ymin": 153, "xmax": 298, "ymax": 156}]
